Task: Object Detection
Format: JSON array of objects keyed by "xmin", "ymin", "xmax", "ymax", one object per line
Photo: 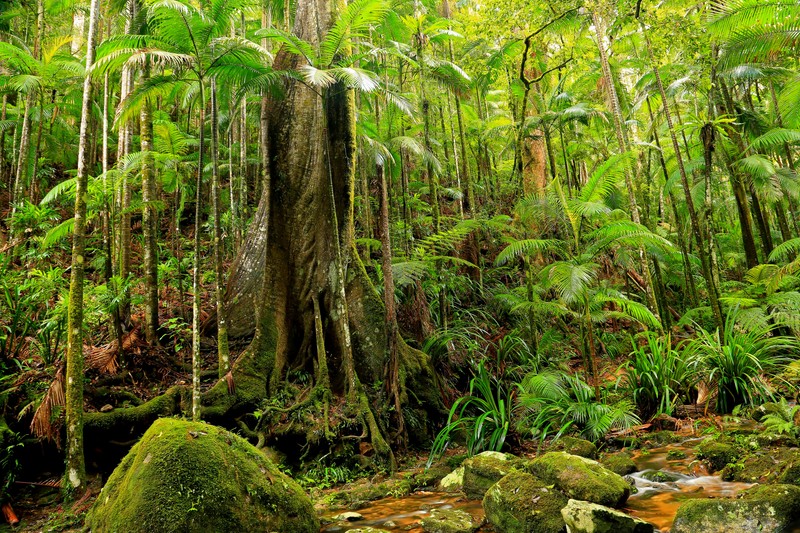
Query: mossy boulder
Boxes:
[
  {"xmin": 438, "ymin": 466, "xmax": 465, "ymax": 493},
  {"xmin": 600, "ymin": 453, "xmax": 637, "ymax": 476},
  {"xmin": 420, "ymin": 508, "xmax": 480, "ymax": 533},
  {"xmin": 85, "ymin": 418, "xmax": 319, "ymax": 533},
  {"xmin": 754, "ymin": 432, "xmax": 799, "ymax": 448},
  {"xmin": 527, "ymin": 452, "xmax": 630, "ymax": 508},
  {"xmin": 667, "ymin": 449, "xmax": 687, "ymax": 460},
  {"xmin": 638, "ymin": 470, "xmax": 680, "ymax": 483},
  {"xmin": 413, "ymin": 465, "xmax": 452, "ymax": 490},
  {"xmin": 561, "ymin": 499, "xmax": 654, "ymax": 533},
  {"xmin": 696, "ymin": 439, "xmax": 739, "ymax": 472},
  {"xmin": 325, "ymin": 477, "xmax": 413, "ymax": 509},
  {"xmin": 671, "ymin": 484, "xmax": 800, "ymax": 533},
  {"xmin": 552, "ymin": 436, "xmax": 598, "ymax": 459},
  {"xmin": 462, "ymin": 451, "xmax": 518, "ymax": 500},
  {"xmin": 636, "ymin": 431, "xmax": 683, "ymax": 448},
  {"xmin": 721, "ymin": 448, "xmax": 800, "ymax": 483},
  {"xmin": 482, "ymin": 471, "xmax": 567, "ymax": 533}
]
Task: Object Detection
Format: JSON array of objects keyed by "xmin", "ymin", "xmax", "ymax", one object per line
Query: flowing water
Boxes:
[
  {"xmin": 320, "ymin": 438, "xmax": 795, "ymax": 532},
  {"xmin": 624, "ymin": 438, "xmax": 754, "ymax": 530},
  {"xmin": 320, "ymin": 492, "xmax": 489, "ymax": 532}
]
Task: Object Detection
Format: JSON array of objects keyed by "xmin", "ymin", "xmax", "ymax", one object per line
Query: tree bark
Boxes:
[
  {"xmin": 210, "ymin": 78, "xmax": 230, "ymax": 378},
  {"xmin": 140, "ymin": 64, "xmax": 160, "ymax": 345},
  {"xmin": 65, "ymin": 0, "xmax": 99, "ymax": 493},
  {"xmin": 215, "ymin": 0, "xmax": 440, "ymax": 459}
]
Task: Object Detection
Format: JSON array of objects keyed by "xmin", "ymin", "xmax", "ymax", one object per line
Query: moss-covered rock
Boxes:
[
  {"xmin": 638, "ymin": 470, "xmax": 680, "ymax": 483},
  {"xmin": 482, "ymin": 471, "xmax": 567, "ymax": 533},
  {"xmin": 420, "ymin": 508, "xmax": 480, "ymax": 533},
  {"xmin": 754, "ymin": 432, "xmax": 799, "ymax": 448},
  {"xmin": 671, "ymin": 484, "xmax": 800, "ymax": 533},
  {"xmin": 438, "ymin": 466, "xmax": 465, "ymax": 493},
  {"xmin": 600, "ymin": 453, "xmax": 637, "ymax": 476},
  {"xmin": 552, "ymin": 436, "xmax": 598, "ymax": 459},
  {"xmin": 86, "ymin": 418, "xmax": 319, "ymax": 533},
  {"xmin": 462, "ymin": 451, "xmax": 518, "ymax": 500},
  {"xmin": 667, "ymin": 449, "xmax": 687, "ymax": 460},
  {"xmin": 325, "ymin": 477, "xmax": 413, "ymax": 509},
  {"xmin": 560, "ymin": 499, "xmax": 654, "ymax": 533},
  {"xmin": 721, "ymin": 448, "xmax": 800, "ymax": 483},
  {"xmin": 696, "ymin": 439, "xmax": 740, "ymax": 472},
  {"xmin": 527, "ymin": 452, "xmax": 630, "ymax": 508},
  {"xmin": 413, "ymin": 466, "xmax": 452, "ymax": 490},
  {"xmin": 636, "ymin": 431, "xmax": 684, "ymax": 448},
  {"xmin": 779, "ymin": 461, "xmax": 800, "ymax": 486}
]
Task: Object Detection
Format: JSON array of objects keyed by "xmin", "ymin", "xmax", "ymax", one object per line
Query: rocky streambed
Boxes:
[{"xmin": 320, "ymin": 432, "xmax": 800, "ymax": 533}]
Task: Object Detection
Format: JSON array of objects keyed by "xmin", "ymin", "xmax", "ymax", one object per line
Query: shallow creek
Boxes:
[
  {"xmin": 623, "ymin": 437, "xmax": 752, "ymax": 530},
  {"xmin": 320, "ymin": 438, "xmax": 789, "ymax": 532},
  {"xmin": 320, "ymin": 492, "xmax": 489, "ymax": 532}
]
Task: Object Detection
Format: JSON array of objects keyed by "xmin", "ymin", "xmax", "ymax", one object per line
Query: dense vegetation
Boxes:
[{"xmin": 1, "ymin": 0, "xmax": 800, "ymax": 525}]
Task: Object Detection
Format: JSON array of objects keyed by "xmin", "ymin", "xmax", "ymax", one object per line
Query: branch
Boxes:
[
  {"xmin": 529, "ymin": 56, "xmax": 574, "ymax": 84},
  {"xmin": 519, "ymin": 8, "xmax": 579, "ymax": 88}
]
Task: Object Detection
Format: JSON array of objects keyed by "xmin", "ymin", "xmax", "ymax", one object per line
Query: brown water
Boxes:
[
  {"xmin": 320, "ymin": 492, "xmax": 488, "ymax": 532},
  {"xmin": 321, "ymin": 438, "xmax": 798, "ymax": 532},
  {"xmin": 624, "ymin": 438, "xmax": 757, "ymax": 531}
]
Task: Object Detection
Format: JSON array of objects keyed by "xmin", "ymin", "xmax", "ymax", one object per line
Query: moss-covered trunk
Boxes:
[
  {"xmin": 65, "ymin": 0, "xmax": 100, "ymax": 493},
  {"xmin": 216, "ymin": 0, "xmax": 440, "ymax": 457}
]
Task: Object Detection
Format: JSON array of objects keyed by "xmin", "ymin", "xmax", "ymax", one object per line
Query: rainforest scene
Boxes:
[{"xmin": 1, "ymin": 0, "xmax": 800, "ymax": 531}]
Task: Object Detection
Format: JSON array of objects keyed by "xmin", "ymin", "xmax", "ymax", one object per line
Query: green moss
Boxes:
[
  {"xmin": 721, "ymin": 448, "xmax": 800, "ymax": 483},
  {"xmin": 324, "ymin": 478, "xmax": 413, "ymax": 509},
  {"xmin": 482, "ymin": 471, "xmax": 567, "ymax": 533},
  {"xmin": 420, "ymin": 508, "xmax": 480, "ymax": 533},
  {"xmin": 461, "ymin": 451, "xmax": 519, "ymax": 500},
  {"xmin": 671, "ymin": 484, "xmax": 800, "ymax": 533},
  {"xmin": 667, "ymin": 450, "xmax": 687, "ymax": 460},
  {"xmin": 527, "ymin": 452, "xmax": 630, "ymax": 508},
  {"xmin": 638, "ymin": 470, "xmax": 679, "ymax": 483},
  {"xmin": 600, "ymin": 453, "xmax": 637, "ymax": 476},
  {"xmin": 637, "ymin": 431, "xmax": 684, "ymax": 447},
  {"xmin": 85, "ymin": 418, "xmax": 318, "ymax": 533},
  {"xmin": 696, "ymin": 440, "xmax": 740, "ymax": 472},
  {"xmin": 561, "ymin": 499, "xmax": 654, "ymax": 533},
  {"xmin": 412, "ymin": 465, "xmax": 451, "ymax": 489},
  {"xmin": 552, "ymin": 437, "xmax": 598, "ymax": 459}
]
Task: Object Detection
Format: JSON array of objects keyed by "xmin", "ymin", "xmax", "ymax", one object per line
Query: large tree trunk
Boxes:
[{"xmin": 216, "ymin": 0, "xmax": 440, "ymax": 459}]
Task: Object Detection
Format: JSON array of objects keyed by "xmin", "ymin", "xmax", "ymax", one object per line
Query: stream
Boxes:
[
  {"xmin": 623, "ymin": 437, "xmax": 752, "ymax": 530},
  {"xmin": 320, "ymin": 437, "xmax": 794, "ymax": 532}
]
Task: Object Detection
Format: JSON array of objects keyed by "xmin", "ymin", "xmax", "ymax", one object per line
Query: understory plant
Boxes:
[
  {"xmin": 618, "ymin": 332, "xmax": 697, "ymax": 418},
  {"xmin": 517, "ymin": 370, "xmax": 639, "ymax": 442},
  {"xmin": 761, "ymin": 398, "xmax": 800, "ymax": 440},
  {"xmin": 685, "ymin": 307, "xmax": 799, "ymax": 413},
  {"xmin": 427, "ymin": 363, "xmax": 513, "ymax": 466}
]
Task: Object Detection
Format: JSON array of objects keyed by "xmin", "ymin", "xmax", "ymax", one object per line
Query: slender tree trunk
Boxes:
[
  {"xmin": 647, "ymin": 32, "xmax": 722, "ymax": 327},
  {"xmin": 417, "ymin": 42, "xmax": 441, "ymax": 232},
  {"xmin": 594, "ymin": 12, "xmax": 660, "ymax": 323},
  {"xmin": 378, "ymin": 159, "xmax": 404, "ymax": 447},
  {"xmin": 647, "ymin": 98, "xmax": 698, "ymax": 306},
  {"xmin": 65, "ymin": 0, "xmax": 99, "ymax": 493},
  {"xmin": 141, "ymin": 64, "xmax": 160, "ymax": 345},
  {"xmin": 116, "ymin": 0, "xmax": 137, "ymax": 325},
  {"xmin": 12, "ymin": 92, "xmax": 33, "ymax": 212},
  {"xmin": 102, "ymin": 72, "xmax": 124, "ymax": 365},
  {"xmin": 210, "ymin": 79, "xmax": 230, "ymax": 378},
  {"xmin": 192, "ymin": 78, "xmax": 206, "ymax": 421}
]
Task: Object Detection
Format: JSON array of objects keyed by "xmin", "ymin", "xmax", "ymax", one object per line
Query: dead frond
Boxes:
[
  {"xmin": 224, "ymin": 370, "xmax": 235, "ymax": 395},
  {"xmin": 30, "ymin": 367, "xmax": 65, "ymax": 444}
]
